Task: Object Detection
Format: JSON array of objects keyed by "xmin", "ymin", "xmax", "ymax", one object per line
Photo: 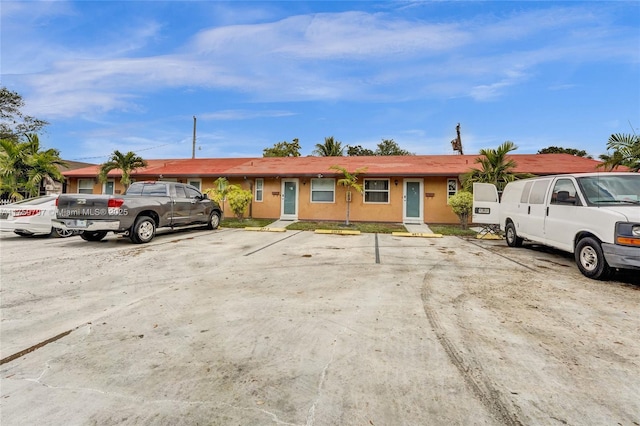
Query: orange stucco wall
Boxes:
[{"xmin": 65, "ymin": 175, "xmax": 463, "ymax": 224}]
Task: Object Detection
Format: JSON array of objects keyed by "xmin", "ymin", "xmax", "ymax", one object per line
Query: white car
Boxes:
[{"xmin": 0, "ymin": 195, "xmax": 76, "ymax": 238}]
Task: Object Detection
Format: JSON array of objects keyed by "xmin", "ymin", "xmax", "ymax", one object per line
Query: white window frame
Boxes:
[
  {"xmin": 78, "ymin": 179, "xmax": 94, "ymax": 194},
  {"xmin": 447, "ymin": 178, "xmax": 458, "ymax": 203},
  {"xmin": 187, "ymin": 178, "xmax": 202, "ymax": 191},
  {"xmin": 255, "ymin": 178, "xmax": 264, "ymax": 202},
  {"xmin": 364, "ymin": 179, "xmax": 390, "ymax": 204},
  {"xmin": 310, "ymin": 178, "xmax": 335, "ymax": 203}
]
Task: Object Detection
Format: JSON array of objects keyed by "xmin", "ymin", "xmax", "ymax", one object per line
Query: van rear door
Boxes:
[{"xmin": 472, "ymin": 183, "xmax": 500, "ymax": 225}]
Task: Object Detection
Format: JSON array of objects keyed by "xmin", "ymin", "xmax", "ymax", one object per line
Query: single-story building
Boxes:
[{"xmin": 61, "ymin": 154, "xmax": 610, "ymax": 224}]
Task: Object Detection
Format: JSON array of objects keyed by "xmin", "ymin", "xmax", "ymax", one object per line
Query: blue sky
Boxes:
[{"xmin": 1, "ymin": 1, "xmax": 638, "ymax": 162}]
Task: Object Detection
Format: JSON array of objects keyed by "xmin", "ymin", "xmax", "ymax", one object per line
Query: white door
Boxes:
[
  {"xmin": 403, "ymin": 179, "xmax": 423, "ymax": 223},
  {"xmin": 280, "ymin": 179, "xmax": 298, "ymax": 220},
  {"xmin": 472, "ymin": 183, "xmax": 500, "ymax": 225}
]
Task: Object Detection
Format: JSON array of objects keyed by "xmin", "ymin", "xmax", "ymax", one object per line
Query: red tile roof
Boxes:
[{"xmin": 62, "ymin": 154, "xmax": 613, "ymax": 178}]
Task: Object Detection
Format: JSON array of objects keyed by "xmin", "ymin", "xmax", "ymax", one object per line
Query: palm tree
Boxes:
[
  {"xmin": 98, "ymin": 150, "xmax": 147, "ymax": 189},
  {"xmin": 0, "ymin": 134, "xmax": 66, "ymax": 200},
  {"xmin": 313, "ymin": 137, "xmax": 344, "ymax": 156},
  {"xmin": 598, "ymin": 133, "xmax": 640, "ymax": 172},
  {"xmin": 24, "ymin": 134, "xmax": 66, "ymax": 197},
  {"xmin": 329, "ymin": 165, "xmax": 367, "ymax": 225},
  {"xmin": 462, "ymin": 141, "xmax": 529, "ymax": 192}
]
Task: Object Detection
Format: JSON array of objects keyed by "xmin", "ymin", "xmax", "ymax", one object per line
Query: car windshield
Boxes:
[
  {"xmin": 577, "ymin": 175, "xmax": 640, "ymax": 205},
  {"xmin": 5, "ymin": 195, "xmax": 56, "ymax": 206}
]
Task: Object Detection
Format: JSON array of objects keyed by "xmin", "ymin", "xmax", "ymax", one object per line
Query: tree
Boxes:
[
  {"xmin": 98, "ymin": 150, "xmax": 147, "ymax": 189},
  {"xmin": 0, "ymin": 87, "xmax": 48, "ymax": 141},
  {"xmin": 0, "ymin": 134, "xmax": 66, "ymax": 200},
  {"xmin": 448, "ymin": 191, "xmax": 473, "ymax": 229},
  {"xmin": 346, "ymin": 139, "xmax": 413, "ymax": 156},
  {"xmin": 313, "ymin": 136, "xmax": 344, "ymax": 156},
  {"xmin": 346, "ymin": 145, "xmax": 375, "ymax": 156},
  {"xmin": 263, "ymin": 138, "xmax": 301, "ymax": 157},
  {"xmin": 462, "ymin": 141, "xmax": 531, "ymax": 192},
  {"xmin": 329, "ymin": 165, "xmax": 367, "ymax": 226},
  {"xmin": 23, "ymin": 134, "xmax": 67, "ymax": 197},
  {"xmin": 375, "ymin": 139, "xmax": 414, "ymax": 156},
  {"xmin": 537, "ymin": 146, "xmax": 592, "ymax": 159},
  {"xmin": 205, "ymin": 177, "xmax": 232, "ymax": 214},
  {"xmin": 598, "ymin": 133, "xmax": 640, "ymax": 172}
]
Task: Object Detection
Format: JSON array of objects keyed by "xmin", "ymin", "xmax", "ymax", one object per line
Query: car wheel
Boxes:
[
  {"xmin": 80, "ymin": 231, "xmax": 108, "ymax": 242},
  {"xmin": 206, "ymin": 211, "xmax": 221, "ymax": 230},
  {"xmin": 505, "ymin": 222, "xmax": 523, "ymax": 247},
  {"xmin": 575, "ymin": 237, "xmax": 611, "ymax": 280},
  {"xmin": 52, "ymin": 227, "xmax": 75, "ymax": 238},
  {"xmin": 130, "ymin": 216, "xmax": 156, "ymax": 244}
]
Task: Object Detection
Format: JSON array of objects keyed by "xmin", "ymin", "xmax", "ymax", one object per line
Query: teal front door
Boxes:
[
  {"xmin": 403, "ymin": 179, "xmax": 423, "ymax": 223},
  {"xmin": 281, "ymin": 179, "xmax": 298, "ymax": 219}
]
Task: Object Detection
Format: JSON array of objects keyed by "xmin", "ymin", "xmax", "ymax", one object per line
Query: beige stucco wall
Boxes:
[{"xmin": 65, "ymin": 175, "xmax": 462, "ymax": 224}]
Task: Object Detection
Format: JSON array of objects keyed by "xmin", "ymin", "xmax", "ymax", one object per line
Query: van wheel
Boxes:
[
  {"xmin": 575, "ymin": 237, "xmax": 611, "ymax": 280},
  {"xmin": 130, "ymin": 216, "xmax": 156, "ymax": 244},
  {"xmin": 81, "ymin": 231, "xmax": 108, "ymax": 242},
  {"xmin": 505, "ymin": 222, "xmax": 523, "ymax": 247},
  {"xmin": 206, "ymin": 211, "xmax": 221, "ymax": 230}
]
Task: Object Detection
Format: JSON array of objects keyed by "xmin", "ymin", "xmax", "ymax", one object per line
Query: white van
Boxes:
[{"xmin": 473, "ymin": 173, "xmax": 640, "ymax": 280}]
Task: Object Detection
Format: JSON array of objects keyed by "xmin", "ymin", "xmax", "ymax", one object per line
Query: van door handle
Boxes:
[
  {"xmin": 546, "ymin": 206, "xmax": 549, "ymax": 216},
  {"xmin": 528, "ymin": 206, "xmax": 531, "ymax": 214}
]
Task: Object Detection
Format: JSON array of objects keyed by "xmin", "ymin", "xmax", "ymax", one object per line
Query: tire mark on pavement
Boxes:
[
  {"xmin": 462, "ymin": 237, "xmax": 536, "ymax": 272},
  {"xmin": 421, "ymin": 266, "xmax": 523, "ymax": 426}
]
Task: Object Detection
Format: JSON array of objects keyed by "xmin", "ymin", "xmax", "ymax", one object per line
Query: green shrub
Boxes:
[{"xmin": 448, "ymin": 191, "xmax": 473, "ymax": 229}]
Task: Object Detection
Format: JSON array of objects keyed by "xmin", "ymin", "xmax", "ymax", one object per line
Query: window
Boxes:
[
  {"xmin": 520, "ymin": 182, "xmax": 533, "ymax": 203},
  {"xmin": 364, "ymin": 179, "xmax": 389, "ymax": 203},
  {"xmin": 551, "ymin": 179, "xmax": 579, "ymax": 205},
  {"xmin": 186, "ymin": 186, "xmax": 202, "ymax": 198},
  {"xmin": 78, "ymin": 179, "xmax": 94, "ymax": 194},
  {"xmin": 188, "ymin": 179, "xmax": 201, "ymax": 190},
  {"xmin": 529, "ymin": 180, "xmax": 550, "ymax": 204},
  {"xmin": 255, "ymin": 178, "xmax": 264, "ymax": 202},
  {"xmin": 311, "ymin": 178, "xmax": 335, "ymax": 203},
  {"xmin": 173, "ymin": 185, "xmax": 187, "ymax": 198},
  {"xmin": 447, "ymin": 179, "xmax": 458, "ymax": 202}
]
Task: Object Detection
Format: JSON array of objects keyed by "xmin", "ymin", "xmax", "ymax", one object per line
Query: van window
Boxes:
[
  {"xmin": 551, "ymin": 179, "xmax": 580, "ymax": 205},
  {"xmin": 529, "ymin": 180, "xmax": 550, "ymax": 204},
  {"xmin": 520, "ymin": 181, "xmax": 533, "ymax": 203}
]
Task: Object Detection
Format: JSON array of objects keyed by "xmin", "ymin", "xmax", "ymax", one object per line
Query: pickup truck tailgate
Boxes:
[{"xmin": 57, "ymin": 194, "xmax": 113, "ymax": 216}]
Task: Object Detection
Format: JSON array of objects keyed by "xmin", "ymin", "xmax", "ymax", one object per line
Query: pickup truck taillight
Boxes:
[{"xmin": 108, "ymin": 198, "xmax": 125, "ymax": 208}]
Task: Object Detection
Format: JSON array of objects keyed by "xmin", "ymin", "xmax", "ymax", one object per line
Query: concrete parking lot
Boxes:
[{"xmin": 1, "ymin": 227, "xmax": 639, "ymax": 425}]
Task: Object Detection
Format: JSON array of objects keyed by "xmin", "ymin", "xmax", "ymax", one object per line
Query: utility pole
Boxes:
[{"xmin": 192, "ymin": 116, "xmax": 197, "ymax": 159}]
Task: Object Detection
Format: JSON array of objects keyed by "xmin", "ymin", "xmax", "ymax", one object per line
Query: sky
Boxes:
[{"xmin": 1, "ymin": 1, "xmax": 639, "ymax": 163}]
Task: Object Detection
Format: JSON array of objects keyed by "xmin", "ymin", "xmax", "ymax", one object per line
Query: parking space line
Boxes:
[{"xmin": 243, "ymin": 230, "xmax": 305, "ymax": 256}]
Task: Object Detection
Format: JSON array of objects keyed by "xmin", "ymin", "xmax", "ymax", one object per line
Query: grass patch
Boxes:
[
  {"xmin": 287, "ymin": 221, "xmax": 406, "ymax": 234},
  {"xmin": 429, "ymin": 225, "xmax": 478, "ymax": 236},
  {"xmin": 221, "ymin": 218, "xmax": 274, "ymax": 228}
]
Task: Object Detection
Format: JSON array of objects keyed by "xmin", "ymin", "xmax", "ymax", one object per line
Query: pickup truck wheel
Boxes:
[
  {"xmin": 505, "ymin": 222, "xmax": 523, "ymax": 247},
  {"xmin": 206, "ymin": 211, "xmax": 221, "ymax": 230},
  {"xmin": 131, "ymin": 216, "xmax": 156, "ymax": 244},
  {"xmin": 80, "ymin": 231, "xmax": 108, "ymax": 242},
  {"xmin": 575, "ymin": 237, "xmax": 612, "ymax": 280}
]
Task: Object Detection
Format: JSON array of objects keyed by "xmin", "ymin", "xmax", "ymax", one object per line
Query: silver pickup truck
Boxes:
[{"xmin": 53, "ymin": 181, "xmax": 222, "ymax": 243}]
